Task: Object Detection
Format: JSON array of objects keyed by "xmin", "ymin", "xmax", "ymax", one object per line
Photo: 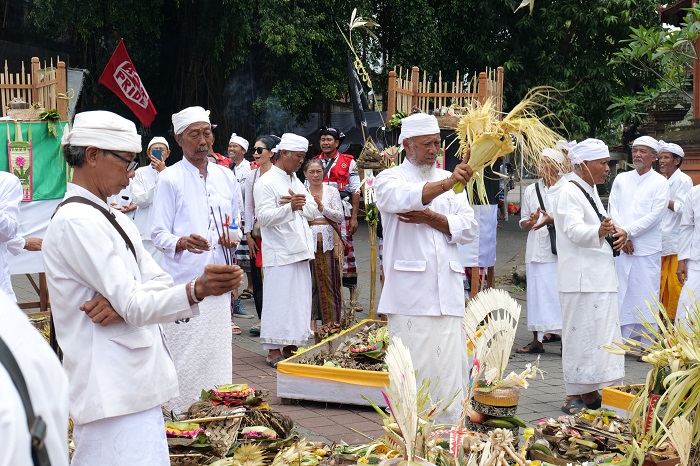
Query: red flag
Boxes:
[{"xmin": 98, "ymin": 39, "xmax": 157, "ymax": 127}]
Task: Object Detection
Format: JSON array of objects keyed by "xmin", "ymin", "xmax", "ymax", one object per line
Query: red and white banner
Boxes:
[{"xmin": 98, "ymin": 39, "xmax": 157, "ymax": 127}]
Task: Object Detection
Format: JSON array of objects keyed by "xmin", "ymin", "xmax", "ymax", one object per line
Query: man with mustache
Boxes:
[
  {"xmin": 151, "ymin": 106, "xmax": 241, "ymax": 411},
  {"xmin": 656, "ymin": 141, "xmax": 692, "ymax": 322},
  {"xmin": 608, "ymin": 136, "xmax": 670, "ymax": 347}
]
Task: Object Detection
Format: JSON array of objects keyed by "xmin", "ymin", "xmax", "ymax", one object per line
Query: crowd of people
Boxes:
[
  {"xmin": 518, "ymin": 135, "xmax": 696, "ymax": 415},
  {"xmin": 3, "ymin": 105, "xmax": 700, "ymax": 463}
]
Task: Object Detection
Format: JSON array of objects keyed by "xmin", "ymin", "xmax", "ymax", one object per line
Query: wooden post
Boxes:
[
  {"xmin": 31, "ymin": 57, "xmax": 40, "ymax": 111},
  {"xmin": 387, "ymin": 70, "xmax": 396, "ymax": 117},
  {"xmin": 477, "ymin": 72, "xmax": 487, "ymax": 105},
  {"xmin": 57, "ymin": 60, "xmax": 67, "ymax": 120},
  {"xmin": 411, "ymin": 66, "xmax": 419, "ymax": 110},
  {"xmin": 39, "ymin": 272, "xmax": 49, "ymax": 313}
]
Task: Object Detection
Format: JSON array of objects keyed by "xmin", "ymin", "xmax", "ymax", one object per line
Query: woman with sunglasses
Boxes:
[{"xmin": 244, "ymin": 135, "xmax": 280, "ymax": 335}]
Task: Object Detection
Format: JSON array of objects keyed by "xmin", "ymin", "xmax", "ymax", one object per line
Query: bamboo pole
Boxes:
[
  {"xmin": 410, "ymin": 66, "xmax": 419, "ymax": 110},
  {"xmin": 387, "ymin": 70, "xmax": 397, "ymax": 117}
]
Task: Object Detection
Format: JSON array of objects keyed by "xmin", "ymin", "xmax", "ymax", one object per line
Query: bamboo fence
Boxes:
[
  {"xmin": 0, "ymin": 57, "xmax": 68, "ymax": 119},
  {"xmin": 386, "ymin": 65, "xmax": 504, "ymax": 118}
]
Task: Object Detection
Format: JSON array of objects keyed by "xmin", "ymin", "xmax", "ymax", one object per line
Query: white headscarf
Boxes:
[
  {"xmin": 658, "ymin": 140, "xmax": 684, "ymax": 157},
  {"xmin": 172, "ymin": 106, "xmax": 210, "ymax": 136},
  {"xmin": 61, "ymin": 111, "xmax": 141, "ymax": 153},
  {"xmin": 541, "ymin": 148, "xmax": 564, "ymax": 164},
  {"xmin": 229, "ymin": 133, "xmax": 249, "ymax": 151},
  {"xmin": 398, "ymin": 113, "xmax": 440, "ymax": 151},
  {"xmin": 569, "ymin": 138, "xmax": 609, "ymax": 164},
  {"xmin": 274, "ymin": 133, "xmax": 309, "ymax": 153},
  {"xmin": 147, "ymin": 136, "xmax": 169, "ymax": 150},
  {"xmin": 632, "ymin": 136, "xmax": 660, "ymax": 154}
]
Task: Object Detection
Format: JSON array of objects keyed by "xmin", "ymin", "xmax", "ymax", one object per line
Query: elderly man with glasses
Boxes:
[{"xmin": 43, "ymin": 110, "xmax": 242, "ymax": 465}]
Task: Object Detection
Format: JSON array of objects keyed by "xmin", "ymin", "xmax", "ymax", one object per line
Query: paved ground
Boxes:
[{"xmin": 12, "ymin": 180, "xmax": 650, "ymax": 446}]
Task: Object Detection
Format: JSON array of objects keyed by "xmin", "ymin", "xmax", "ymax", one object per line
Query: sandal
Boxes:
[
  {"xmin": 249, "ymin": 324, "xmax": 260, "ymax": 336},
  {"xmin": 240, "ymin": 289, "xmax": 254, "ymax": 300},
  {"xmin": 231, "ymin": 323, "xmax": 241, "ymax": 335},
  {"xmin": 266, "ymin": 355, "xmax": 285, "ymax": 368},
  {"xmin": 542, "ymin": 333, "xmax": 561, "ymax": 343},
  {"xmin": 561, "ymin": 399, "xmax": 586, "ymax": 415},
  {"xmin": 515, "ymin": 341, "xmax": 545, "ymax": 354}
]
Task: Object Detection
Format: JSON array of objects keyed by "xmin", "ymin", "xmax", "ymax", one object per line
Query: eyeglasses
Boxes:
[
  {"xmin": 253, "ymin": 147, "xmax": 266, "ymax": 154},
  {"xmin": 104, "ymin": 149, "xmax": 139, "ymax": 172}
]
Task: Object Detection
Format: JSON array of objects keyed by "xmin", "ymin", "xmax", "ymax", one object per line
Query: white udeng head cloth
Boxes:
[
  {"xmin": 172, "ymin": 106, "xmax": 210, "ymax": 136},
  {"xmin": 541, "ymin": 148, "xmax": 564, "ymax": 164},
  {"xmin": 229, "ymin": 133, "xmax": 249, "ymax": 151},
  {"xmin": 148, "ymin": 136, "xmax": 169, "ymax": 150},
  {"xmin": 659, "ymin": 140, "xmax": 684, "ymax": 158},
  {"xmin": 569, "ymin": 138, "xmax": 609, "ymax": 164},
  {"xmin": 632, "ymin": 135, "xmax": 660, "ymax": 154},
  {"xmin": 274, "ymin": 133, "xmax": 309, "ymax": 153},
  {"xmin": 398, "ymin": 113, "xmax": 440, "ymax": 151},
  {"xmin": 61, "ymin": 111, "xmax": 141, "ymax": 153}
]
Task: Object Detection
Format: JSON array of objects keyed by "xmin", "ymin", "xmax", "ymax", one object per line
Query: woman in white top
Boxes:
[
  {"xmin": 304, "ymin": 159, "xmax": 344, "ymax": 331},
  {"xmin": 244, "ymin": 135, "xmax": 280, "ymax": 334}
]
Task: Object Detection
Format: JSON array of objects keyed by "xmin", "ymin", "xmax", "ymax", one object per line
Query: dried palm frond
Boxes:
[
  {"xmin": 384, "ymin": 335, "xmax": 419, "ymax": 461},
  {"xmin": 664, "ymin": 417, "xmax": 692, "ymax": 466},
  {"xmin": 453, "ymin": 87, "xmax": 564, "ymax": 202}
]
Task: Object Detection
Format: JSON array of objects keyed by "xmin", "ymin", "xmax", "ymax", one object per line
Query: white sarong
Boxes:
[
  {"xmin": 526, "ymin": 262, "xmax": 562, "ymax": 336},
  {"xmin": 677, "ymin": 269, "xmax": 700, "ymax": 328},
  {"xmin": 559, "ymin": 292, "xmax": 624, "ymax": 395},
  {"xmin": 260, "ymin": 261, "xmax": 312, "ymax": 349},
  {"xmin": 71, "ymin": 405, "xmax": 168, "ymax": 466},
  {"xmin": 163, "ymin": 293, "xmax": 232, "ymax": 413},
  {"xmin": 616, "ymin": 252, "xmax": 661, "ymax": 327},
  {"xmin": 388, "ymin": 314, "xmax": 467, "ymax": 425}
]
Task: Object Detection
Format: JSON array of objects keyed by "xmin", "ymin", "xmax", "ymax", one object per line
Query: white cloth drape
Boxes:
[{"xmin": 526, "ymin": 262, "xmax": 562, "ymax": 334}]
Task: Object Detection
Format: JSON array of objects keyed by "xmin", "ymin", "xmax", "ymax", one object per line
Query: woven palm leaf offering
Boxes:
[
  {"xmin": 462, "ymin": 289, "xmax": 540, "ymax": 435},
  {"xmin": 453, "ymin": 87, "xmax": 564, "ymax": 203},
  {"xmin": 602, "ymin": 296, "xmax": 700, "ymax": 466}
]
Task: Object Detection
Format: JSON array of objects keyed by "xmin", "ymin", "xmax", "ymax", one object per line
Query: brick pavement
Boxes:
[{"xmin": 12, "ymin": 180, "xmax": 651, "ymax": 446}]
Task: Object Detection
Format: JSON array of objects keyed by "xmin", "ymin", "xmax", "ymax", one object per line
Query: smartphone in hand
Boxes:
[{"xmin": 152, "ymin": 149, "xmax": 162, "ymax": 161}]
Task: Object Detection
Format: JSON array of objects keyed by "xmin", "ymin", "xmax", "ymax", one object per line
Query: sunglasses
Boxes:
[
  {"xmin": 253, "ymin": 147, "xmax": 267, "ymax": 154},
  {"xmin": 104, "ymin": 149, "xmax": 138, "ymax": 172}
]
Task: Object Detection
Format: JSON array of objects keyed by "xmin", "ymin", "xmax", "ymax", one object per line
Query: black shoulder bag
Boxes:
[
  {"xmin": 0, "ymin": 335, "xmax": 52, "ymax": 466},
  {"xmin": 569, "ymin": 181, "xmax": 620, "ymax": 257},
  {"xmin": 534, "ymin": 182, "xmax": 557, "ymax": 255}
]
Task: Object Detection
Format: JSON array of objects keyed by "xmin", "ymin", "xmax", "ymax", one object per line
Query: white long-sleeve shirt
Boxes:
[
  {"xmin": 660, "ymin": 168, "xmax": 693, "ymax": 256},
  {"xmin": 0, "ymin": 172, "xmax": 21, "ymax": 301},
  {"xmin": 43, "ymin": 183, "xmax": 199, "ymax": 425},
  {"xmin": 609, "ymin": 169, "xmax": 670, "ymax": 256},
  {"xmin": 308, "ymin": 184, "xmax": 344, "ymax": 253},
  {"xmin": 151, "ymin": 159, "xmax": 240, "ymax": 285},
  {"xmin": 253, "ymin": 165, "xmax": 317, "ymax": 267},
  {"xmin": 678, "ymin": 185, "xmax": 700, "ymax": 270},
  {"xmin": 553, "ymin": 173, "xmax": 618, "ymax": 293},
  {"xmin": 375, "ymin": 159, "xmax": 477, "ymax": 317},
  {"xmin": 520, "ymin": 178, "xmax": 564, "ymax": 264},
  {"xmin": 243, "ymin": 168, "xmax": 261, "ymax": 232},
  {"xmin": 131, "ymin": 165, "xmax": 159, "ymax": 240}
]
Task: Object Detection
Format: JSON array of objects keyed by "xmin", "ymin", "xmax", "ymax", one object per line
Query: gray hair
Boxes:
[{"xmin": 63, "ymin": 145, "xmax": 87, "ymax": 167}]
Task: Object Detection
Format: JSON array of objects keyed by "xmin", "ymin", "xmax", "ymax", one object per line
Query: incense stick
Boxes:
[
  {"xmin": 218, "ymin": 206, "xmax": 231, "ymax": 265},
  {"xmin": 210, "ymin": 206, "xmax": 230, "ymax": 265}
]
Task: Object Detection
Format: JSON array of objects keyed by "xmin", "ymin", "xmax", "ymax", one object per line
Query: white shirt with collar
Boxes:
[
  {"xmin": 608, "ymin": 168, "xmax": 670, "ymax": 256},
  {"xmin": 43, "ymin": 183, "xmax": 199, "ymax": 425},
  {"xmin": 520, "ymin": 177, "xmax": 565, "ymax": 264},
  {"xmin": 374, "ymin": 159, "xmax": 477, "ymax": 317},
  {"xmin": 678, "ymin": 184, "xmax": 700, "ymax": 270},
  {"xmin": 553, "ymin": 173, "xmax": 618, "ymax": 293},
  {"xmin": 0, "ymin": 172, "xmax": 21, "ymax": 301},
  {"xmin": 253, "ymin": 165, "xmax": 317, "ymax": 267},
  {"xmin": 660, "ymin": 168, "xmax": 693, "ymax": 256},
  {"xmin": 131, "ymin": 165, "xmax": 159, "ymax": 241},
  {"xmin": 151, "ymin": 158, "xmax": 240, "ymax": 285}
]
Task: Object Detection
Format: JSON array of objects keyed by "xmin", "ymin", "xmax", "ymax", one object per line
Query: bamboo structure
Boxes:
[
  {"xmin": 0, "ymin": 57, "xmax": 68, "ymax": 120},
  {"xmin": 386, "ymin": 66, "xmax": 504, "ymax": 117}
]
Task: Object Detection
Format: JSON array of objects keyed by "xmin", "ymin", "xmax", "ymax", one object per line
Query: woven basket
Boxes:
[
  {"xmin": 7, "ymin": 107, "xmax": 45, "ymax": 121},
  {"xmin": 169, "ymin": 452, "xmax": 217, "ymax": 466},
  {"xmin": 204, "ymin": 415, "xmax": 243, "ymax": 457}
]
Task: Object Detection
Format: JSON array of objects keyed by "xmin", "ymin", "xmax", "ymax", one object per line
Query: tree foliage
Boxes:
[{"xmin": 22, "ymin": 0, "xmax": 661, "ymax": 146}]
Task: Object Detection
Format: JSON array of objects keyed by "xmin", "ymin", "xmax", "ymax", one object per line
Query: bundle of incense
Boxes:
[{"xmin": 210, "ymin": 206, "xmax": 233, "ymax": 265}]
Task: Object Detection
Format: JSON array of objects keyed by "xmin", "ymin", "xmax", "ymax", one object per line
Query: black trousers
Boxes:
[{"xmin": 250, "ymin": 258, "xmax": 263, "ymax": 318}]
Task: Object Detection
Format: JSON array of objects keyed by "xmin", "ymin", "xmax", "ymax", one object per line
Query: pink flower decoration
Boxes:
[
  {"xmin": 366, "ymin": 177, "xmax": 374, "ymax": 187},
  {"xmin": 15, "ymin": 156, "xmax": 26, "ymax": 167}
]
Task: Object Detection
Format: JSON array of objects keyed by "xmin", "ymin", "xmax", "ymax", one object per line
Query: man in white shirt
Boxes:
[
  {"xmin": 0, "ymin": 290, "xmax": 69, "ymax": 466},
  {"xmin": 0, "ymin": 171, "xmax": 21, "ymax": 301},
  {"xmin": 608, "ymin": 136, "xmax": 670, "ymax": 345},
  {"xmin": 43, "ymin": 110, "xmax": 242, "ymax": 465},
  {"xmin": 151, "ymin": 106, "xmax": 241, "ymax": 412},
  {"xmin": 131, "ymin": 136, "xmax": 170, "ymax": 262},
  {"xmin": 254, "ymin": 133, "xmax": 317, "ymax": 367},
  {"xmin": 374, "ymin": 113, "xmax": 477, "ymax": 424},
  {"xmin": 656, "ymin": 141, "xmax": 693, "ymax": 321},
  {"xmin": 676, "ymin": 183, "xmax": 700, "ymax": 326},
  {"xmin": 553, "ymin": 139, "xmax": 625, "ymax": 414}
]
